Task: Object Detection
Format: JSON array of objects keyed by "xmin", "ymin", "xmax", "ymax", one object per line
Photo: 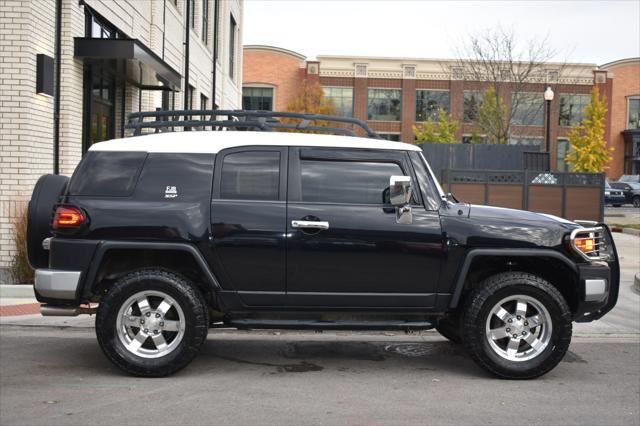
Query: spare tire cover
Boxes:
[{"xmin": 27, "ymin": 174, "xmax": 69, "ymax": 269}]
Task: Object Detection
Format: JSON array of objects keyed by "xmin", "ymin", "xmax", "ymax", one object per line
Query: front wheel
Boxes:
[
  {"xmin": 633, "ymin": 196, "xmax": 640, "ymax": 208},
  {"xmin": 96, "ymin": 269, "xmax": 209, "ymax": 377},
  {"xmin": 462, "ymin": 272, "xmax": 572, "ymax": 379}
]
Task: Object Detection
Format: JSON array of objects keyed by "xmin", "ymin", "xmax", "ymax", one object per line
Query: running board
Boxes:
[{"xmin": 226, "ymin": 319, "xmax": 435, "ymax": 331}]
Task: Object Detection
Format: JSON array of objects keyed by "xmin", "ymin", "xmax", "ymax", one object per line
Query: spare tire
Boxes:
[{"xmin": 27, "ymin": 174, "xmax": 69, "ymax": 269}]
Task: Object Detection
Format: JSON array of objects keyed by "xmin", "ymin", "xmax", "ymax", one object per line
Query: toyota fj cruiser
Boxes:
[{"xmin": 27, "ymin": 110, "xmax": 619, "ymax": 379}]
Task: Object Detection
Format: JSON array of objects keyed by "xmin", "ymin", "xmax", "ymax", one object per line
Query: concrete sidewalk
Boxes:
[{"xmin": 1, "ymin": 233, "xmax": 638, "ymax": 335}]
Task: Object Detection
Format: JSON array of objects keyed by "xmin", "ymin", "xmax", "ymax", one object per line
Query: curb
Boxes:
[
  {"xmin": 0, "ymin": 284, "xmax": 34, "ymax": 298},
  {"xmin": 622, "ymin": 228, "xmax": 640, "ymax": 237}
]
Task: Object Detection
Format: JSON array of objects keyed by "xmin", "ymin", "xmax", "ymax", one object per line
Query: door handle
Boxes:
[{"xmin": 291, "ymin": 220, "xmax": 330, "ymax": 230}]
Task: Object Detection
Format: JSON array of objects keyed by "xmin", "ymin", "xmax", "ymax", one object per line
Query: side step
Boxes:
[{"xmin": 226, "ymin": 319, "xmax": 435, "ymax": 331}]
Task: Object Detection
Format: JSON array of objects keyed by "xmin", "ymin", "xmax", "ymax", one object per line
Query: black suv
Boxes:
[{"xmin": 27, "ymin": 111, "xmax": 619, "ymax": 379}]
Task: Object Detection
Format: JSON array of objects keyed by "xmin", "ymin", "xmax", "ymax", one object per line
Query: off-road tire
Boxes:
[
  {"xmin": 462, "ymin": 272, "xmax": 572, "ymax": 379},
  {"xmin": 435, "ymin": 315, "xmax": 462, "ymax": 344},
  {"xmin": 96, "ymin": 268, "xmax": 209, "ymax": 377}
]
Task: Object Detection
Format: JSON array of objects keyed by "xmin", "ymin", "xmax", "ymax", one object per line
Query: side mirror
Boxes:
[{"xmin": 389, "ymin": 176, "xmax": 412, "ymax": 207}]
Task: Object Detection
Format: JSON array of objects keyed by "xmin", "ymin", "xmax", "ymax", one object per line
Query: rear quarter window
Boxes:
[{"xmin": 68, "ymin": 151, "xmax": 147, "ymax": 197}]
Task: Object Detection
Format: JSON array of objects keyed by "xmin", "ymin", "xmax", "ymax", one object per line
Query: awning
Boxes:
[{"xmin": 74, "ymin": 38, "xmax": 181, "ymax": 91}]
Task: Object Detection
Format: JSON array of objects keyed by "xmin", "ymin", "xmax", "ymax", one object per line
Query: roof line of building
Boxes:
[
  {"xmin": 599, "ymin": 57, "xmax": 640, "ymax": 70},
  {"xmin": 315, "ymin": 54, "xmax": 597, "ymax": 68},
  {"xmin": 243, "ymin": 45, "xmax": 306, "ymax": 61}
]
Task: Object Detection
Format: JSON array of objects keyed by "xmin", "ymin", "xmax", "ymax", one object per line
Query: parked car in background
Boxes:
[
  {"xmin": 618, "ymin": 175, "xmax": 640, "ymax": 183},
  {"xmin": 604, "ymin": 181, "xmax": 625, "ymax": 207},
  {"xmin": 610, "ymin": 181, "xmax": 640, "ymax": 207}
]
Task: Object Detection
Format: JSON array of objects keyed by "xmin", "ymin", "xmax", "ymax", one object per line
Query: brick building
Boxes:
[
  {"xmin": 599, "ymin": 58, "xmax": 640, "ymax": 176},
  {"xmin": 243, "ymin": 46, "xmax": 635, "ymax": 177},
  {"xmin": 0, "ymin": 0, "xmax": 244, "ymax": 280}
]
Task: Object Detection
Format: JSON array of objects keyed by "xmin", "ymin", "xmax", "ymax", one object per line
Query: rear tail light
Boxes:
[{"xmin": 52, "ymin": 206, "xmax": 86, "ymax": 229}]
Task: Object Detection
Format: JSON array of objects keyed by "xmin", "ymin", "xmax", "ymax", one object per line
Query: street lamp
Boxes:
[{"xmin": 544, "ymin": 86, "xmax": 554, "ymax": 155}]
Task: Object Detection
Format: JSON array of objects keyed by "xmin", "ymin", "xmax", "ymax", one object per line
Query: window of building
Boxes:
[
  {"xmin": 87, "ymin": 11, "xmax": 119, "ymax": 39},
  {"xmin": 508, "ymin": 137, "xmax": 543, "ymax": 147},
  {"xmin": 558, "ymin": 94, "xmax": 590, "ymax": 126},
  {"xmin": 462, "ymin": 134, "xmax": 487, "ymax": 144},
  {"xmin": 415, "ymin": 90, "xmax": 450, "ymax": 121},
  {"xmin": 512, "ymin": 92, "xmax": 544, "ymax": 126},
  {"xmin": 229, "ymin": 14, "xmax": 237, "ymax": 80},
  {"xmin": 463, "ymin": 91, "xmax": 483, "ymax": 123},
  {"xmin": 628, "ymin": 97, "xmax": 640, "ymax": 129},
  {"xmin": 200, "ymin": 94, "xmax": 208, "ymax": 113},
  {"xmin": 557, "ymin": 138, "xmax": 570, "ymax": 172},
  {"xmin": 202, "ymin": 0, "xmax": 209, "ymax": 43},
  {"xmin": 221, "ymin": 151, "xmax": 280, "ymax": 200},
  {"xmin": 323, "ymin": 87, "xmax": 353, "ymax": 117},
  {"xmin": 300, "ymin": 160, "xmax": 404, "ymax": 204},
  {"xmin": 242, "ymin": 87, "xmax": 273, "ymax": 111},
  {"xmin": 367, "ymin": 89, "xmax": 401, "ymax": 121},
  {"xmin": 189, "ymin": 0, "xmax": 196, "ymax": 29},
  {"xmin": 379, "ymin": 133, "xmax": 401, "ymax": 142}
]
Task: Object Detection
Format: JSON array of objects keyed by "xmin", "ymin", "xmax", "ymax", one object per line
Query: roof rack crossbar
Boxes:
[{"xmin": 125, "ymin": 109, "xmax": 380, "ymax": 139}]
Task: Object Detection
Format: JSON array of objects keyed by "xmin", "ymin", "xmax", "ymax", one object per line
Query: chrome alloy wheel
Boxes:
[
  {"xmin": 485, "ymin": 295, "xmax": 553, "ymax": 362},
  {"xmin": 116, "ymin": 290, "xmax": 186, "ymax": 359}
]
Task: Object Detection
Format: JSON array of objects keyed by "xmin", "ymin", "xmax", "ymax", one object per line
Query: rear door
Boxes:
[
  {"xmin": 209, "ymin": 146, "xmax": 288, "ymax": 306},
  {"xmin": 286, "ymin": 147, "xmax": 443, "ymax": 308}
]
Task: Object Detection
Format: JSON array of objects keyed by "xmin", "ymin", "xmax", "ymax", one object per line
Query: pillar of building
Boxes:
[
  {"xmin": 353, "ymin": 63, "xmax": 368, "ymax": 136},
  {"xmin": 401, "ymin": 65, "xmax": 416, "ymax": 143}
]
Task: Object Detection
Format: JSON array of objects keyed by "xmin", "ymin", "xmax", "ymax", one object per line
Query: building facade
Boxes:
[
  {"xmin": 599, "ymin": 58, "xmax": 640, "ymax": 176},
  {"xmin": 0, "ymin": 0, "xmax": 243, "ymax": 280},
  {"xmin": 243, "ymin": 46, "xmax": 636, "ymax": 177}
]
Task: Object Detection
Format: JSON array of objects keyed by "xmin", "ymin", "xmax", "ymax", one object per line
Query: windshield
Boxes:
[
  {"xmin": 628, "ymin": 182, "xmax": 640, "ymax": 190},
  {"xmin": 419, "ymin": 152, "xmax": 446, "ymax": 200}
]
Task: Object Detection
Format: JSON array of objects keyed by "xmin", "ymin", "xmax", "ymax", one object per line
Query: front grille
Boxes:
[{"xmin": 570, "ymin": 227, "xmax": 610, "ymax": 261}]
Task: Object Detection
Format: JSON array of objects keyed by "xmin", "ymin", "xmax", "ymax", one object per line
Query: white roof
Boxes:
[{"xmin": 89, "ymin": 131, "xmax": 421, "ymax": 154}]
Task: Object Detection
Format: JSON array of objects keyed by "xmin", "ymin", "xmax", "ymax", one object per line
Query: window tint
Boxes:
[
  {"xmin": 220, "ymin": 151, "xmax": 280, "ymax": 200},
  {"xmin": 68, "ymin": 151, "xmax": 146, "ymax": 196},
  {"xmin": 301, "ymin": 160, "xmax": 403, "ymax": 204}
]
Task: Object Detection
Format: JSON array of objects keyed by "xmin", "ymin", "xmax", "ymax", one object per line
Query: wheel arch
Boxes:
[
  {"xmin": 83, "ymin": 241, "xmax": 222, "ymax": 308},
  {"xmin": 449, "ymin": 249, "xmax": 580, "ymax": 314}
]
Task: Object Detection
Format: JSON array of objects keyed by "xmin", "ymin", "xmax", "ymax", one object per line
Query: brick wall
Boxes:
[
  {"xmin": 603, "ymin": 62, "xmax": 640, "ymax": 178},
  {"xmin": 243, "ymin": 47, "xmax": 305, "ymax": 111}
]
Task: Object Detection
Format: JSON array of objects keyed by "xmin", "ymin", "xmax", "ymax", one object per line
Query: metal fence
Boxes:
[
  {"xmin": 443, "ymin": 169, "xmax": 605, "ymax": 222},
  {"xmin": 422, "ymin": 144, "xmax": 542, "ymax": 181}
]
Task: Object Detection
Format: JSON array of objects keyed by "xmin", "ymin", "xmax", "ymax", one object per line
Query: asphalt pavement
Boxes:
[{"xmin": 0, "ymin": 232, "xmax": 638, "ymax": 425}]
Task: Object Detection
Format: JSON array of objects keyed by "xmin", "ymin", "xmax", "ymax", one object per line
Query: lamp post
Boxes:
[{"xmin": 544, "ymin": 86, "xmax": 554, "ymax": 154}]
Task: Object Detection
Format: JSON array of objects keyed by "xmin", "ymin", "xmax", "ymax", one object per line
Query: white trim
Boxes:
[{"xmin": 89, "ymin": 131, "xmax": 422, "ymax": 154}]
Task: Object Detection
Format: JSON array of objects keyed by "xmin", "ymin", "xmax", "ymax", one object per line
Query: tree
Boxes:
[
  {"xmin": 476, "ymin": 87, "xmax": 508, "ymax": 144},
  {"xmin": 285, "ymin": 80, "xmax": 336, "ymax": 116},
  {"xmin": 565, "ymin": 87, "xmax": 612, "ymax": 172},
  {"xmin": 453, "ymin": 26, "xmax": 562, "ymax": 144},
  {"xmin": 283, "ymin": 80, "xmax": 337, "ymax": 133},
  {"xmin": 413, "ymin": 108, "xmax": 459, "ymax": 144}
]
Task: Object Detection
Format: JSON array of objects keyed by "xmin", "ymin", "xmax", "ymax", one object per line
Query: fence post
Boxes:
[{"xmin": 523, "ymin": 170, "xmax": 529, "ymax": 210}]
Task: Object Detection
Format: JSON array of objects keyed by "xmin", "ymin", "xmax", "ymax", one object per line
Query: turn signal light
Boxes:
[
  {"xmin": 52, "ymin": 206, "xmax": 85, "ymax": 229},
  {"xmin": 574, "ymin": 237, "xmax": 595, "ymax": 254}
]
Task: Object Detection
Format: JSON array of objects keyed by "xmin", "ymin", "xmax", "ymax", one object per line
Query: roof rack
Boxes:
[{"xmin": 125, "ymin": 110, "xmax": 381, "ymax": 139}]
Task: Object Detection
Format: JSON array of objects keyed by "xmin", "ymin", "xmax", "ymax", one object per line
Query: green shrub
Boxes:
[{"xmin": 9, "ymin": 205, "xmax": 34, "ymax": 284}]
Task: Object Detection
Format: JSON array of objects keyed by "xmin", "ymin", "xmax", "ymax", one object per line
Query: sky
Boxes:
[{"xmin": 243, "ymin": 0, "xmax": 640, "ymax": 65}]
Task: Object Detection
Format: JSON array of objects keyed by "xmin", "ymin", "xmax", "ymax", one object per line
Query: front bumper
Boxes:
[{"xmin": 573, "ymin": 225, "xmax": 620, "ymax": 322}]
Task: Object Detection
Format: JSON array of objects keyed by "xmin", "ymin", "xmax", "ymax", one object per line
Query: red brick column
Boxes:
[
  {"xmin": 353, "ymin": 77, "xmax": 368, "ymax": 135},
  {"xmin": 450, "ymin": 80, "xmax": 463, "ymax": 141},
  {"xmin": 401, "ymin": 78, "xmax": 416, "ymax": 142}
]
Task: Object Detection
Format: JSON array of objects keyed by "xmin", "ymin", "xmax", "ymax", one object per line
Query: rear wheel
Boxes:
[
  {"xmin": 462, "ymin": 272, "xmax": 572, "ymax": 379},
  {"xmin": 96, "ymin": 269, "xmax": 208, "ymax": 377}
]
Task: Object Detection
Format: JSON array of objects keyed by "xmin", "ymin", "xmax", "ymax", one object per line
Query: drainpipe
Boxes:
[
  {"xmin": 211, "ymin": 0, "xmax": 218, "ymax": 109},
  {"xmin": 183, "ymin": 0, "xmax": 190, "ymax": 111},
  {"xmin": 53, "ymin": 0, "xmax": 62, "ymax": 174}
]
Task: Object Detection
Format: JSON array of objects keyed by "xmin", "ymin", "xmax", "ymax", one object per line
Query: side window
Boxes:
[
  {"xmin": 220, "ymin": 151, "xmax": 280, "ymax": 200},
  {"xmin": 300, "ymin": 160, "xmax": 404, "ymax": 204}
]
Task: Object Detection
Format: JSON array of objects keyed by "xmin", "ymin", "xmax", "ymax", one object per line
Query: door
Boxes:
[
  {"xmin": 210, "ymin": 147, "xmax": 288, "ymax": 306},
  {"xmin": 286, "ymin": 148, "xmax": 444, "ymax": 308}
]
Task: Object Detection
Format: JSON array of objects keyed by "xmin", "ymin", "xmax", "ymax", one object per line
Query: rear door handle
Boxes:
[{"xmin": 291, "ymin": 220, "xmax": 330, "ymax": 230}]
